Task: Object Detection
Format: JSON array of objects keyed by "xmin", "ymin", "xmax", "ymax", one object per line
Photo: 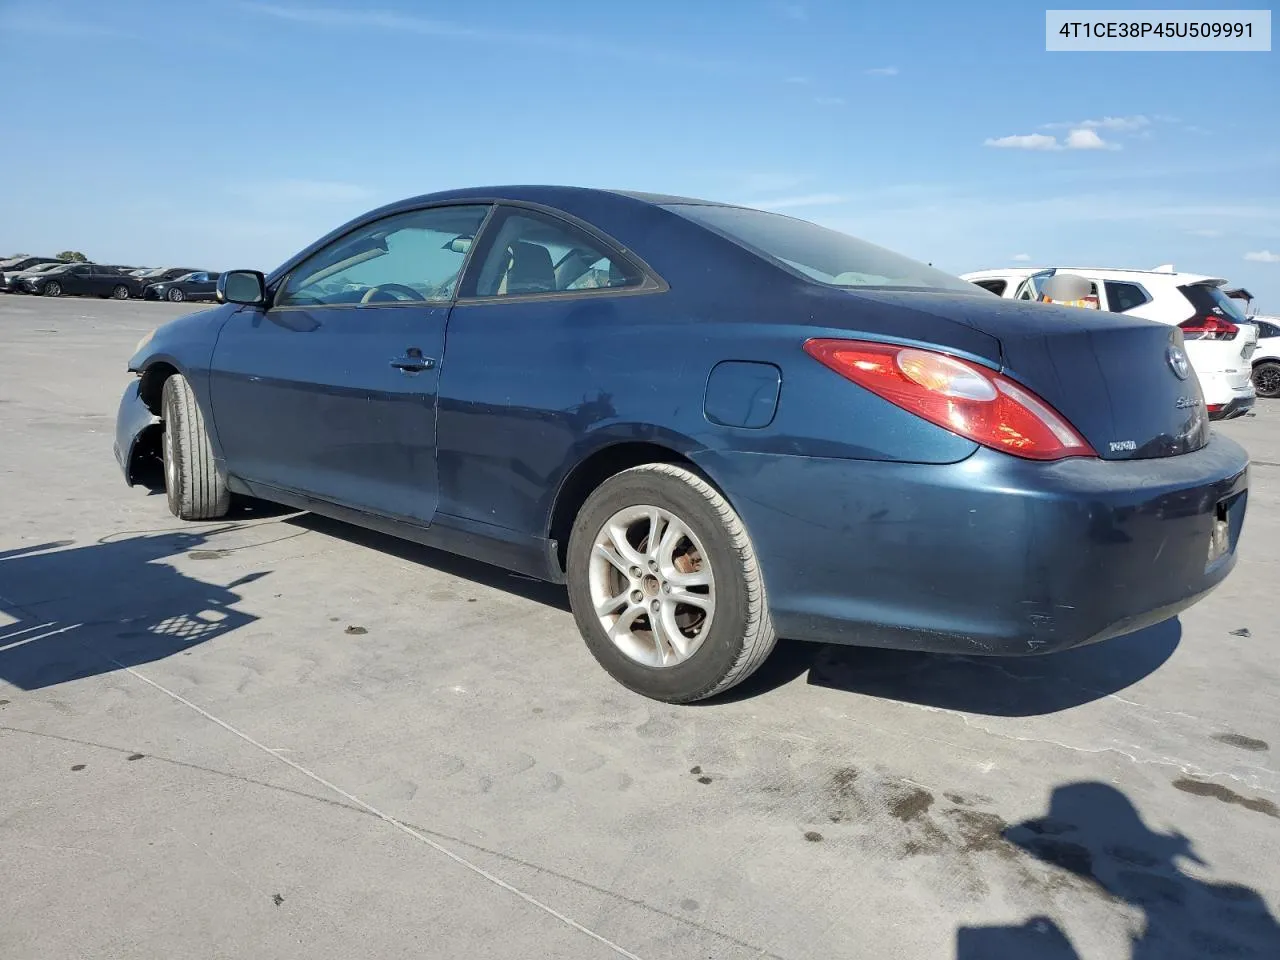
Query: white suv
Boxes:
[
  {"xmin": 961, "ymin": 266, "xmax": 1258, "ymax": 420},
  {"xmin": 1246, "ymin": 315, "xmax": 1280, "ymax": 398}
]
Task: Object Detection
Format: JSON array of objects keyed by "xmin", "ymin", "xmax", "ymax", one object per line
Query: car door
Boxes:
[
  {"xmin": 178, "ymin": 272, "xmax": 205, "ymax": 297},
  {"xmin": 63, "ymin": 264, "xmax": 91, "ymax": 294},
  {"xmin": 436, "ymin": 204, "xmax": 657, "ymax": 537},
  {"xmin": 199, "ymin": 273, "xmax": 221, "ymax": 299},
  {"xmin": 90, "ymin": 267, "xmax": 118, "ymax": 295},
  {"xmin": 208, "ymin": 202, "xmax": 491, "ymax": 525}
]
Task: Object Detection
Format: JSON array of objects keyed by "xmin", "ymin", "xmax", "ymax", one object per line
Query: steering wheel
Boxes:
[{"xmin": 360, "ymin": 283, "xmax": 427, "ymax": 304}]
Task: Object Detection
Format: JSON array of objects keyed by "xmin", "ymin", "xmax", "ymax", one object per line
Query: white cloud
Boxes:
[
  {"xmin": 864, "ymin": 66, "xmax": 899, "ymax": 76},
  {"xmin": 814, "ymin": 96, "xmax": 846, "ymax": 106},
  {"xmin": 984, "ymin": 129, "xmax": 1119, "ymax": 151},
  {"xmin": 1012, "ymin": 253, "xmax": 1032, "ymax": 261},
  {"xmin": 784, "ymin": 75, "xmax": 811, "ymax": 84},
  {"xmin": 748, "ymin": 193, "xmax": 849, "ymax": 210},
  {"xmin": 1043, "ymin": 114, "xmax": 1150, "ymax": 132},
  {"xmin": 1245, "ymin": 250, "xmax": 1280, "ymax": 263},
  {"xmin": 984, "ymin": 133, "xmax": 1062, "ymax": 151},
  {"xmin": 1189, "ymin": 228, "xmax": 1224, "ymax": 238},
  {"xmin": 1065, "ymin": 128, "xmax": 1117, "ymax": 151}
]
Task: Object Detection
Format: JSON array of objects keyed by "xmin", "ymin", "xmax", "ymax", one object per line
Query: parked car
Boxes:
[
  {"xmin": 115, "ymin": 187, "xmax": 1248, "ymax": 703},
  {"xmin": 0, "ymin": 260, "xmax": 66, "ymax": 293},
  {"xmin": 126, "ymin": 267, "xmax": 198, "ymax": 298},
  {"xmin": 1247, "ymin": 316, "xmax": 1280, "ymax": 397},
  {"xmin": 22, "ymin": 262, "xmax": 135, "ymax": 299},
  {"xmin": 962, "ymin": 265, "xmax": 1259, "ymax": 420},
  {"xmin": 143, "ymin": 271, "xmax": 220, "ymax": 302},
  {"xmin": 0, "ymin": 255, "xmax": 65, "ymax": 273}
]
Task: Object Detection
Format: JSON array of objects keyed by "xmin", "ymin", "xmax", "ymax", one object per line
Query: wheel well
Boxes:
[
  {"xmin": 548, "ymin": 442, "xmax": 697, "ymax": 572},
  {"xmin": 1252, "ymin": 357, "xmax": 1279, "ymax": 368},
  {"xmin": 138, "ymin": 362, "xmax": 179, "ymax": 413}
]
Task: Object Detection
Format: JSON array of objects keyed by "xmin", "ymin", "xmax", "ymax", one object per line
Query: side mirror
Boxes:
[
  {"xmin": 443, "ymin": 235, "xmax": 473, "ymax": 254},
  {"xmin": 1040, "ymin": 273, "xmax": 1092, "ymax": 303},
  {"xmin": 217, "ymin": 270, "xmax": 266, "ymax": 305}
]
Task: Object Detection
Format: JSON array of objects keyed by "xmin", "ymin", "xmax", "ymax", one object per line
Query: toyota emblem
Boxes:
[{"xmin": 1167, "ymin": 344, "xmax": 1190, "ymax": 380}]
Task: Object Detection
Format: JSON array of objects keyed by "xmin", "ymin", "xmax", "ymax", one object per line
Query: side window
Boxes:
[
  {"xmin": 1258, "ymin": 321, "xmax": 1280, "ymax": 339},
  {"xmin": 277, "ymin": 204, "xmax": 490, "ymax": 307},
  {"xmin": 972, "ymin": 279, "xmax": 1007, "ymax": 295},
  {"xmin": 72, "ymin": 265, "xmax": 90, "ymax": 276},
  {"xmin": 470, "ymin": 209, "xmax": 643, "ymax": 298},
  {"xmin": 1104, "ymin": 281, "xmax": 1150, "ymax": 313}
]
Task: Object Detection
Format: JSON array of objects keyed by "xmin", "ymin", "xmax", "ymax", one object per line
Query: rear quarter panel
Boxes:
[{"xmin": 435, "ymin": 282, "xmax": 983, "ymax": 541}]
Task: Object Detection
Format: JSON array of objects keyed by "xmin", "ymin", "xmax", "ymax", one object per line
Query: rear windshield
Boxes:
[
  {"xmin": 1179, "ymin": 283, "xmax": 1248, "ymax": 323},
  {"xmin": 665, "ymin": 204, "xmax": 981, "ymax": 293}
]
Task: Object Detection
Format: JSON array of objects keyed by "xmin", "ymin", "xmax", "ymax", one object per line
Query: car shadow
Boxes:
[
  {"xmin": 709, "ymin": 619, "xmax": 1181, "ymax": 716},
  {"xmin": 956, "ymin": 780, "xmax": 1280, "ymax": 959},
  {"xmin": 0, "ymin": 532, "xmax": 265, "ymax": 691},
  {"xmin": 283, "ymin": 513, "xmax": 572, "ymax": 611},
  {"xmin": 280, "ymin": 511, "xmax": 1177, "ymax": 716}
]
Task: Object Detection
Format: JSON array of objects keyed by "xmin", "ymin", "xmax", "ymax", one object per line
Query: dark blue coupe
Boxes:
[{"xmin": 115, "ymin": 186, "xmax": 1249, "ymax": 702}]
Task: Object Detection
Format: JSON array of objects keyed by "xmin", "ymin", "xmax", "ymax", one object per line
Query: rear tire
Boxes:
[
  {"xmin": 1253, "ymin": 361, "xmax": 1280, "ymax": 399},
  {"xmin": 167, "ymin": 288, "xmax": 185, "ymax": 302},
  {"xmin": 112, "ymin": 284, "xmax": 130, "ymax": 300},
  {"xmin": 566, "ymin": 463, "xmax": 776, "ymax": 703},
  {"xmin": 161, "ymin": 374, "xmax": 230, "ymax": 520}
]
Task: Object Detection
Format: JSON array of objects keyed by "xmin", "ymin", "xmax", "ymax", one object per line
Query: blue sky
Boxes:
[{"xmin": 1, "ymin": 0, "xmax": 1277, "ymax": 306}]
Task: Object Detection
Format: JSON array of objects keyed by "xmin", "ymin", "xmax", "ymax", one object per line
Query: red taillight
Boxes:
[
  {"xmin": 803, "ymin": 338, "xmax": 1097, "ymax": 461},
  {"xmin": 1206, "ymin": 403, "xmax": 1223, "ymax": 414},
  {"xmin": 1180, "ymin": 316, "xmax": 1238, "ymax": 341}
]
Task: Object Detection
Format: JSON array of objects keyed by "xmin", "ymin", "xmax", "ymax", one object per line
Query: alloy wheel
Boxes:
[
  {"xmin": 588, "ymin": 504, "xmax": 716, "ymax": 667},
  {"xmin": 1255, "ymin": 364, "xmax": 1280, "ymax": 399}
]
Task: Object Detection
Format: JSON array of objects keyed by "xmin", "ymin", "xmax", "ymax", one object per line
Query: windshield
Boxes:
[{"xmin": 665, "ymin": 203, "xmax": 981, "ymax": 293}]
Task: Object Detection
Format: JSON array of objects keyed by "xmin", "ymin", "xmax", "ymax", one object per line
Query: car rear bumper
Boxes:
[
  {"xmin": 1207, "ymin": 386, "xmax": 1255, "ymax": 420},
  {"xmin": 697, "ymin": 439, "xmax": 1249, "ymax": 656}
]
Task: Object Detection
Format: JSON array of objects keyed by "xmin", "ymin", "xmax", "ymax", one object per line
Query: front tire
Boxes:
[
  {"xmin": 112, "ymin": 284, "xmax": 130, "ymax": 300},
  {"xmin": 167, "ymin": 288, "xmax": 185, "ymax": 302},
  {"xmin": 1253, "ymin": 361, "xmax": 1280, "ymax": 399},
  {"xmin": 44, "ymin": 281, "xmax": 62, "ymax": 297},
  {"xmin": 566, "ymin": 463, "xmax": 776, "ymax": 703},
  {"xmin": 161, "ymin": 374, "xmax": 230, "ymax": 520}
]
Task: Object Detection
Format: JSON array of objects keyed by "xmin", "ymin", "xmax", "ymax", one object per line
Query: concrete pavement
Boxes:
[{"xmin": 2, "ymin": 295, "xmax": 1277, "ymax": 959}]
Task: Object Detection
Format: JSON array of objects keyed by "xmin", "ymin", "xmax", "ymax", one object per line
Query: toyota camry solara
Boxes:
[{"xmin": 115, "ymin": 186, "xmax": 1249, "ymax": 703}]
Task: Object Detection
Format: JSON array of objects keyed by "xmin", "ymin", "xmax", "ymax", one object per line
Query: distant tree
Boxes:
[{"xmin": 56, "ymin": 250, "xmax": 88, "ymax": 262}]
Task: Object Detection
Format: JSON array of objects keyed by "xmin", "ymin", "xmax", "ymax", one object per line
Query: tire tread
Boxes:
[
  {"xmin": 163, "ymin": 374, "xmax": 230, "ymax": 520},
  {"xmin": 574, "ymin": 462, "xmax": 776, "ymax": 702}
]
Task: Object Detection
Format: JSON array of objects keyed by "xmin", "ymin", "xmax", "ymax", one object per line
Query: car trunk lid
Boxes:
[{"xmin": 843, "ymin": 289, "xmax": 1210, "ymax": 460}]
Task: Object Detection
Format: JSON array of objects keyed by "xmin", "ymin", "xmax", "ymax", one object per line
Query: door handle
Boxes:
[{"xmin": 390, "ymin": 351, "xmax": 435, "ymax": 373}]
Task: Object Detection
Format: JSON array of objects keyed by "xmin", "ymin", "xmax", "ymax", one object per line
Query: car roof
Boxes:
[
  {"xmin": 960, "ymin": 268, "xmax": 1043, "ymax": 280},
  {"xmin": 370, "ymin": 185, "xmax": 730, "ymax": 217}
]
